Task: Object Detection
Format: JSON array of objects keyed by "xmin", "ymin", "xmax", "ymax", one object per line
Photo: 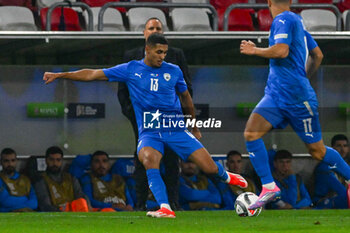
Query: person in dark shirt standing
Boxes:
[{"xmin": 118, "ymin": 17, "xmax": 192, "ymax": 210}]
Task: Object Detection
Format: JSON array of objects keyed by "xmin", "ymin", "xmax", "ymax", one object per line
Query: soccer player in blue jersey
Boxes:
[
  {"xmin": 43, "ymin": 33, "xmax": 248, "ymax": 218},
  {"xmin": 240, "ymin": 0, "xmax": 350, "ymax": 210}
]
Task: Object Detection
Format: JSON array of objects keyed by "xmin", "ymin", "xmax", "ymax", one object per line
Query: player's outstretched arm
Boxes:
[
  {"xmin": 179, "ymin": 90, "xmax": 201, "ymax": 139},
  {"xmin": 240, "ymin": 40, "xmax": 289, "ymax": 59},
  {"xmin": 43, "ymin": 69, "xmax": 108, "ymax": 84},
  {"xmin": 306, "ymin": 46, "xmax": 323, "ymax": 78}
]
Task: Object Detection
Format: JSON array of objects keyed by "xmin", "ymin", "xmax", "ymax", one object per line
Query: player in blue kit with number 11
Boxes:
[
  {"xmin": 240, "ymin": 0, "xmax": 350, "ymax": 209},
  {"xmin": 43, "ymin": 33, "xmax": 248, "ymax": 218}
]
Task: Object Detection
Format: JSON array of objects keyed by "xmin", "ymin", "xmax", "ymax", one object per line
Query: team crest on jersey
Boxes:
[{"xmin": 163, "ymin": 73, "xmax": 171, "ymax": 81}]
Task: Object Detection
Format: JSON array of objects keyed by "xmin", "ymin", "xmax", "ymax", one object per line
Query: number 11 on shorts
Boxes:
[{"xmin": 303, "ymin": 118, "xmax": 312, "ymax": 135}]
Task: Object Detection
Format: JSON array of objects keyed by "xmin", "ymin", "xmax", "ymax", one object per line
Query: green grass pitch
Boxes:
[{"xmin": 0, "ymin": 210, "xmax": 349, "ymax": 233}]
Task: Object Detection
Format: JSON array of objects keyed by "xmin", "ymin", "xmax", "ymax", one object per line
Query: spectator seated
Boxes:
[
  {"xmin": 35, "ymin": 146, "xmax": 90, "ymax": 212},
  {"xmin": 0, "ymin": 148, "xmax": 38, "ymax": 212},
  {"xmin": 269, "ymin": 150, "xmax": 312, "ymax": 209},
  {"xmin": 179, "ymin": 160, "xmax": 221, "ymax": 210},
  {"xmin": 80, "ymin": 151, "xmax": 134, "ymax": 212},
  {"xmin": 216, "ymin": 151, "xmax": 257, "ymax": 210}
]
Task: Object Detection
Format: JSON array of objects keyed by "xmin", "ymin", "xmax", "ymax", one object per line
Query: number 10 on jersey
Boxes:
[{"xmin": 150, "ymin": 78, "xmax": 159, "ymax": 91}]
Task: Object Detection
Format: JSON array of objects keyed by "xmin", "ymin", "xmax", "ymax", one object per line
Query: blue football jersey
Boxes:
[
  {"xmin": 266, "ymin": 11, "xmax": 319, "ymax": 105},
  {"xmin": 103, "ymin": 60, "xmax": 188, "ymax": 135}
]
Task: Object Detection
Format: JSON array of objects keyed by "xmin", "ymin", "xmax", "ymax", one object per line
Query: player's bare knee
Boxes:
[
  {"xmin": 244, "ymin": 131, "xmax": 259, "ymax": 141},
  {"xmin": 140, "ymin": 152, "xmax": 159, "ymax": 169}
]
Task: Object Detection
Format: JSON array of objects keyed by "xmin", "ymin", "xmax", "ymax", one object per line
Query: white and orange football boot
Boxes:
[
  {"xmin": 227, "ymin": 172, "xmax": 248, "ymax": 188},
  {"xmin": 146, "ymin": 207, "xmax": 176, "ymax": 218}
]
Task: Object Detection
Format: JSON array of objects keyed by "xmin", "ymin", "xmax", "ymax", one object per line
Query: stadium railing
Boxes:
[
  {"xmin": 15, "ymin": 153, "xmax": 312, "ymax": 159},
  {"xmin": 223, "ymin": 3, "xmax": 342, "ymax": 31},
  {"xmin": 346, "ymin": 10, "xmax": 350, "ymax": 30},
  {"xmin": 45, "ymin": 1, "xmax": 94, "ymax": 31},
  {"xmin": 97, "ymin": 2, "xmax": 218, "ymax": 31}
]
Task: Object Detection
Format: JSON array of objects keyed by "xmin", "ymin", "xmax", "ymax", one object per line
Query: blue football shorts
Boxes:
[
  {"xmin": 253, "ymin": 94, "xmax": 322, "ymax": 144},
  {"xmin": 136, "ymin": 130, "xmax": 204, "ymax": 161}
]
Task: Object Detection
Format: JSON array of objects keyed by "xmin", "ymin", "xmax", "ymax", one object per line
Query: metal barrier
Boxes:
[
  {"xmin": 346, "ymin": 10, "xmax": 350, "ymax": 31},
  {"xmin": 46, "ymin": 1, "xmax": 93, "ymax": 31},
  {"xmin": 15, "ymin": 153, "xmax": 312, "ymax": 159},
  {"xmin": 223, "ymin": 4, "xmax": 342, "ymax": 31},
  {"xmin": 97, "ymin": 2, "xmax": 218, "ymax": 31}
]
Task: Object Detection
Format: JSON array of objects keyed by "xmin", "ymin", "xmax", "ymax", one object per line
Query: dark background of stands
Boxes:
[{"xmin": 0, "ymin": 34, "xmax": 349, "ymax": 65}]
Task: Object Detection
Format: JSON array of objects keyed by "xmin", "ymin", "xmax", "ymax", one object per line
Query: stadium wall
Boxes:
[{"xmin": 0, "ymin": 32, "xmax": 349, "ymax": 157}]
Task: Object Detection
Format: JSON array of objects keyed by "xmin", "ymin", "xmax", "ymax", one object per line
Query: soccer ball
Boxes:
[{"xmin": 234, "ymin": 192, "xmax": 262, "ymax": 217}]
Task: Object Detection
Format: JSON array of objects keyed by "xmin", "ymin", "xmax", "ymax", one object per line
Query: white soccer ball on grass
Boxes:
[{"xmin": 234, "ymin": 192, "xmax": 262, "ymax": 217}]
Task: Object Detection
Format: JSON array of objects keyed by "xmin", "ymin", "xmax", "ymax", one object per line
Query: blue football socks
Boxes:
[
  {"xmin": 215, "ymin": 161, "xmax": 229, "ymax": 181},
  {"xmin": 146, "ymin": 169, "xmax": 169, "ymax": 206},
  {"xmin": 323, "ymin": 146, "xmax": 350, "ymax": 181},
  {"xmin": 246, "ymin": 138, "xmax": 274, "ymax": 185}
]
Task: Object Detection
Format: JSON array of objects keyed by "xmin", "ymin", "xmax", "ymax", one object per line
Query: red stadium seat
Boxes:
[
  {"xmin": 0, "ymin": 0, "xmax": 35, "ymax": 10},
  {"xmin": 211, "ymin": 0, "xmax": 254, "ymax": 19},
  {"xmin": 40, "ymin": 7, "xmax": 81, "ymax": 31},
  {"xmin": 218, "ymin": 8, "xmax": 253, "ymax": 31},
  {"xmin": 81, "ymin": 0, "xmax": 126, "ymax": 13},
  {"xmin": 210, "ymin": 0, "xmax": 248, "ymax": 11},
  {"xmin": 338, "ymin": 0, "xmax": 350, "ymax": 13},
  {"xmin": 257, "ymin": 9, "xmax": 273, "ymax": 31}
]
